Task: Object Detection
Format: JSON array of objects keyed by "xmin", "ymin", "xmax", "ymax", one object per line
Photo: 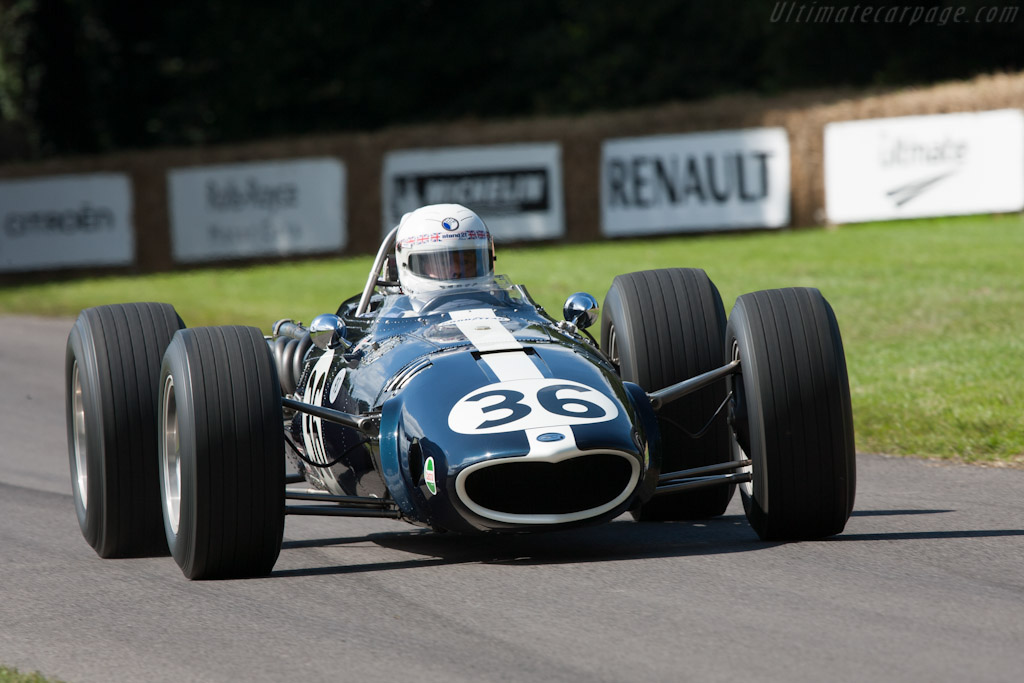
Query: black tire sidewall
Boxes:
[
  {"xmin": 600, "ymin": 281, "xmax": 636, "ymax": 381},
  {"xmin": 726, "ymin": 288, "xmax": 856, "ymax": 540},
  {"xmin": 725, "ymin": 301, "xmax": 769, "ymax": 530},
  {"xmin": 601, "ymin": 268, "xmax": 732, "ymax": 521},
  {"xmin": 65, "ymin": 303, "xmax": 185, "ymax": 557},
  {"xmin": 159, "ymin": 326, "xmax": 285, "ymax": 579}
]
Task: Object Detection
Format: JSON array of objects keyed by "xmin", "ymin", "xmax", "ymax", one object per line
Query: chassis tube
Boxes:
[
  {"xmin": 647, "ymin": 359, "xmax": 740, "ymax": 411},
  {"xmin": 658, "ymin": 458, "xmax": 752, "ymax": 483},
  {"xmin": 654, "ymin": 472, "xmax": 752, "ymax": 495},
  {"xmin": 285, "ymin": 490, "xmax": 394, "ymax": 507},
  {"xmin": 647, "ymin": 358, "xmax": 737, "ymax": 411},
  {"xmin": 285, "ymin": 505, "xmax": 402, "ymax": 519},
  {"xmin": 282, "ymin": 396, "xmax": 379, "ymax": 435}
]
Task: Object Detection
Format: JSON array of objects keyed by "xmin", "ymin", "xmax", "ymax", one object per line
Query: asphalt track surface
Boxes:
[{"xmin": 2, "ymin": 314, "xmax": 1023, "ymax": 683}]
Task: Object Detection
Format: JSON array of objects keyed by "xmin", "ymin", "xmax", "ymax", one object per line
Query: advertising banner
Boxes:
[
  {"xmin": 0, "ymin": 174, "xmax": 134, "ymax": 273},
  {"xmin": 600, "ymin": 128, "xmax": 791, "ymax": 236},
  {"xmin": 168, "ymin": 158, "xmax": 345, "ymax": 262},
  {"xmin": 382, "ymin": 143, "xmax": 564, "ymax": 242},
  {"xmin": 824, "ymin": 109, "xmax": 1024, "ymax": 223}
]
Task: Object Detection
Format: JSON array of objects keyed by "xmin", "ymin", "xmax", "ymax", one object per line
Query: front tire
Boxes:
[
  {"xmin": 159, "ymin": 325, "xmax": 285, "ymax": 579},
  {"xmin": 601, "ymin": 268, "xmax": 733, "ymax": 521},
  {"xmin": 726, "ymin": 288, "xmax": 856, "ymax": 541},
  {"xmin": 65, "ymin": 303, "xmax": 185, "ymax": 557}
]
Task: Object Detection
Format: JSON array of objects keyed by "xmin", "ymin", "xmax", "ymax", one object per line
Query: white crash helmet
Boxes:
[{"xmin": 394, "ymin": 204, "xmax": 495, "ymax": 297}]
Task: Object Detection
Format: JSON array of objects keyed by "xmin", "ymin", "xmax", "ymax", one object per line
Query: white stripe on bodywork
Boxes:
[
  {"xmin": 448, "ymin": 309, "xmax": 640, "ymax": 525},
  {"xmin": 449, "ymin": 307, "xmax": 542, "ymax": 381},
  {"xmin": 480, "ymin": 350, "xmax": 543, "ymax": 382},
  {"xmin": 301, "ymin": 349, "xmax": 336, "ymax": 467},
  {"xmin": 449, "ymin": 308, "xmax": 522, "ymax": 352}
]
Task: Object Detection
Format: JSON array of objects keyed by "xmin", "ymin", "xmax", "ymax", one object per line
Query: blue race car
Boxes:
[{"xmin": 65, "ymin": 204, "xmax": 855, "ymax": 579}]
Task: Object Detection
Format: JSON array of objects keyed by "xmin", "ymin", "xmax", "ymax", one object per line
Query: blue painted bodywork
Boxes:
[{"xmin": 289, "ymin": 278, "xmax": 662, "ymax": 533}]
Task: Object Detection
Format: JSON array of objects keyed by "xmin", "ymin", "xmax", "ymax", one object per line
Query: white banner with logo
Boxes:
[
  {"xmin": 825, "ymin": 109, "xmax": 1024, "ymax": 224},
  {"xmin": 382, "ymin": 143, "xmax": 565, "ymax": 242},
  {"xmin": 168, "ymin": 158, "xmax": 345, "ymax": 262},
  {"xmin": 601, "ymin": 128, "xmax": 790, "ymax": 236},
  {"xmin": 0, "ymin": 174, "xmax": 134, "ymax": 273}
]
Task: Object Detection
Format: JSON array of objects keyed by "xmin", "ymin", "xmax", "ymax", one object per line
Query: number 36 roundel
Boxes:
[{"xmin": 447, "ymin": 379, "xmax": 619, "ymax": 435}]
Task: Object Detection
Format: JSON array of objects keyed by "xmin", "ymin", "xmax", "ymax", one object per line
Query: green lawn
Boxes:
[
  {"xmin": 2, "ymin": 213, "xmax": 1022, "ymax": 464},
  {"xmin": 0, "ymin": 666, "xmax": 60, "ymax": 683}
]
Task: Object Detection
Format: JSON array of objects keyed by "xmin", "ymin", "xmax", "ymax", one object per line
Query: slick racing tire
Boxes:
[
  {"xmin": 65, "ymin": 302, "xmax": 185, "ymax": 558},
  {"xmin": 159, "ymin": 325, "xmax": 285, "ymax": 579},
  {"xmin": 601, "ymin": 268, "xmax": 733, "ymax": 521},
  {"xmin": 726, "ymin": 288, "xmax": 856, "ymax": 541}
]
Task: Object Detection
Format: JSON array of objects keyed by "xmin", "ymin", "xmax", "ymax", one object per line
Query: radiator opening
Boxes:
[{"xmin": 462, "ymin": 453, "xmax": 633, "ymax": 516}]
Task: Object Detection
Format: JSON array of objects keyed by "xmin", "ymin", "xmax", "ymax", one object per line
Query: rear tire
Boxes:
[
  {"xmin": 601, "ymin": 268, "xmax": 733, "ymax": 521},
  {"xmin": 65, "ymin": 303, "xmax": 185, "ymax": 557},
  {"xmin": 726, "ymin": 288, "xmax": 856, "ymax": 541},
  {"xmin": 159, "ymin": 325, "xmax": 285, "ymax": 579}
]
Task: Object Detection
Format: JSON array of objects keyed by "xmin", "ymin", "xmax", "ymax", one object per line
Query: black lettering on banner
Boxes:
[
  {"xmin": 683, "ymin": 156, "xmax": 705, "ymax": 202},
  {"xmin": 753, "ymin": 152, "xmax": 771, "ymax": 199},
  {"xmin": 631, "ymin": 156, "xmax": 650, "ymax": 207},
  {"xmin": 206, "ymin": 217, "xmax": 302, "ymax": 245},
  {"xmin": 608, "ymin": 159, "xmax": 629, "ymax": 207},
  {"xmin": 395, "ymin": 168, "xmax": 551, "ymax": 218},
  {"xmin": 469, "ymin": 389, "xmax": 531, "ymax": 430},
  {"xmin": 537, "ymin": 384, "xmax": 606, "ymax": 419},
  {"xmin": 205, "ymin": 178, "xmax": 299, "ymax": 212},
  {"xmin": 654, "ymin": 158, "xmax": 678, "ymax": 205},
  {"xmin": 2, "ymin": 203, "xmax": 116, "ymax": 238},
  {"xmin": 737, "ymin": 152, "xmax": 772, "ymax": 202},
  {"xmin": 607, "ymin": 149, "xmax": 777, "ymax": 209},
  {"xmin": 705, "ymin": 155, "xmax": 729, "ymax": 202}
]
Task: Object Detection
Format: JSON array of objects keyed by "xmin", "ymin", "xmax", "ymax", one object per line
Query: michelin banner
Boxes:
[
  {"xmin": 168, "ymin": 158, "xmax": 346, "ymax": 262},
  {"xmin": 382, "ymin": 143, "xmax": 565, "ymax": 242},
  {"xmin": 601, "ymin": 128, "xmax": 791, "ymax": 236},
  {"xmin": 825, "ymin": 109, "xmax": 1024, "ymax": 224},
  {"xmin": 0, "ymin": 174, "xmax": 134, "ymax": 273}
]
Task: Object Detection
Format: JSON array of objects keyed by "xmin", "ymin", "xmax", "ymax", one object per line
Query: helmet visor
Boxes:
[{"xmin": 408, "ymin": 247, "xmax": 492, "ymax": 281}]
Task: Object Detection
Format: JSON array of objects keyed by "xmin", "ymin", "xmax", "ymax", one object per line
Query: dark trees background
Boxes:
[{"xmin": 1, "ymin": 0, "xmax": 1022, "ymax": 160}]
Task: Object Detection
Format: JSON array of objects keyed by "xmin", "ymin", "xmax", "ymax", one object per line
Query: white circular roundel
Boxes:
[{"xmin": 448, "ymin": 378, "xmax": 619, "ymax": 435}]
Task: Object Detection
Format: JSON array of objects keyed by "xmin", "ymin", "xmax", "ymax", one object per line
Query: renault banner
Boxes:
[
  {"xmin": 601, "ymin": 128, "xmax": 791, "ymax": 236},
  {"xmin": 825, "ymin": 109, "xmax": 1024, "ymax": 223}
]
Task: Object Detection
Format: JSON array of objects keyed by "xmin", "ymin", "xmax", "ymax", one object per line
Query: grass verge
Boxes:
[
  {"xmin": 0, "ymin": 666, "xmax": 61, "ymax": 683},
  {"xmin": 2, "ymin": 213, "xmax": 1022, "ymax": 464}
]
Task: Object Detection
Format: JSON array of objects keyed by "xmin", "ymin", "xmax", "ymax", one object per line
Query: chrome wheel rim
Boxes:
[
  {"xmin": 607, "ymin": 325, "xmax": 620, "ymax": 369},
  {"xmin": 72, "ymin": 361, "xmax": 88, "ymax": 509},
  {"xmin": 161, "ymin": 374, "xmax": 181, "ymax": 535}
]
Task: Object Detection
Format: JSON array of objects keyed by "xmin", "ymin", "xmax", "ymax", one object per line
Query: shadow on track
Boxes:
[
  {"xmin": 270, "ymin": 506, "xmax": 1023, "ymax": 578},
  {"xmin": 272, "ymin": 514, "xmax": 771, "ymax": 577},
  {"xmin": 849, "ymin": 509, "xmax": 954, "ymax": 517},
  {"xmin": 829, "ymin": 529, "xmax": 1024, "ymax": 541}
]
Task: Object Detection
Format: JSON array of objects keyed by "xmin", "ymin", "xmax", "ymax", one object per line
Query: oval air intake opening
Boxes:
[
  {"xmin": 408, "ymin": 439, "xmax": 423, "ymax": 484},
  {"xmin": 463, "ymin": 453, "xmax": 633, "ymax": 515}
]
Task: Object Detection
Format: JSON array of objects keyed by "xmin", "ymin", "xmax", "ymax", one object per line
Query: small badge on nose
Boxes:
[
  {"xmin": 537, "ymin": 432, "xmax": 565, "ymax": 442},
  {"xmin": 424, "ymin": 456, "xmax": 437, "ymax": 495}
]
